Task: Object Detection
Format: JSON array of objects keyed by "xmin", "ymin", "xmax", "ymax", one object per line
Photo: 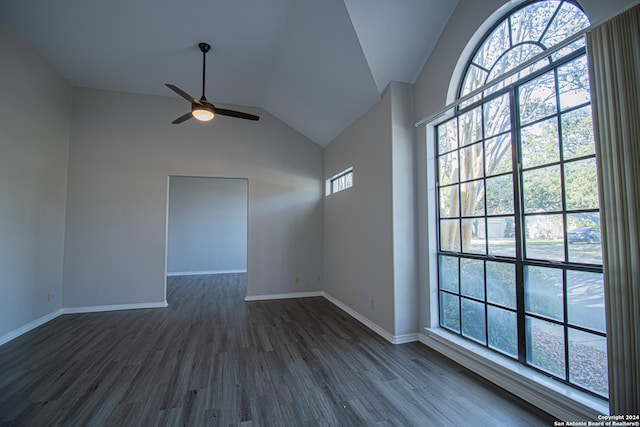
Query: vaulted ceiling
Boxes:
[{"xmin": 0, "ymin": 0, "xmax": 457, "ymax": 146}]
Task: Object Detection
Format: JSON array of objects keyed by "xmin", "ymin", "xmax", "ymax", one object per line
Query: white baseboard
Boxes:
[
  {"xmin": 166, "ymin": 270, "xmax": 246, "ymax": 277},
  {"xmin": 62, "ymin": 301, "xmax": 169, "ymax": 314},
  {"xmin": 244, "ymin": 291, "xmax": 323, "ymax": 301},
  {"xmin": 0, "ymin": 309, "xmax": 64, "ymax": 347},
  {"xmin": 245, "ymin": 291, "xmax": 419, "ymax": 345},
  {"xmin": 0, "ymin": 302, "xmax": 169, "ymax": 347},
  {"xmin": 393, "ymin": 332, "xmax": 421, "ymax": 344},
  {"xmin": 322, "ymin": 293, "xmax": 419, "ymax": 345},
  {"xmin": 419, "ymin": 327, "xmax": 609, "ymax": 421}
]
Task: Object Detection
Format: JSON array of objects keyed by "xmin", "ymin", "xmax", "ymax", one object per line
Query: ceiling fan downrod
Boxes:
[{"xmin": 199, "ymin": 43, "xmax": 210, "ymax": 101}]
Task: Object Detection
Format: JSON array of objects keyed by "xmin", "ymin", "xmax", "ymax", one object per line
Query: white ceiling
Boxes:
[{"xmin": 0, "ymin": 0, "xmax": 457, "ymax": 146}]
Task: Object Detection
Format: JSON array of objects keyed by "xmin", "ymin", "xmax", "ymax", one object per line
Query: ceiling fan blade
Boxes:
[
  {"xmin": 214, "ymin": 108, "xmax": 260, "ymax": 121},
  {"xmin": 172, "ymin": 112, "xmax": 193, "ymax": 124},
  {"xmin": 165, "ymin": 84, "xmax": 203, "ymax": 106}
]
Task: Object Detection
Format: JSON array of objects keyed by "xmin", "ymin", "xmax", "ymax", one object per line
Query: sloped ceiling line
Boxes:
[{"xmin": 0, "ymin": 0, "xmax": 457, "ymax": 146}]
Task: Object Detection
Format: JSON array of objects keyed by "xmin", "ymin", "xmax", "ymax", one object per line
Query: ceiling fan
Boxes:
[{"xmin": 165, "ymin": 42, "xmax": 260, "ymax": 124}]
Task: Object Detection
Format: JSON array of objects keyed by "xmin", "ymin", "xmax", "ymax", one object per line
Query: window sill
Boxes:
[{"xmin": 419, "ymin": 327, "xmax": 609, "ymax": 421}]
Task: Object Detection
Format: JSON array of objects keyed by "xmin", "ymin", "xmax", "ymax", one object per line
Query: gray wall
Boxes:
[
  {"xmin": 62, "ymin": 88, "xmax": 323, "ymax": 308},
  {"xmin": 0, "ymin": 20, "xmax": 72, "ymax": 338},
  {"xmin": 390, "ymin": 82, "xmax": 418, "ymax": 337},
  {"xmin": 323, "ymin": 82, "xmax": 416, "ymax": 339},
  {"xmin": 167, "ymin": 177, "xmax": 247, "ymax": 275},
  {"xmin": 323, "ymin": 84, "xmax": 396, "ymax": 334}
]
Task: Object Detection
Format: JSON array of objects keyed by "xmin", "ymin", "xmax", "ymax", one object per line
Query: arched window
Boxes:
[
  {"xmin": 459, "ymin": 1, "xmax": 590, "ymax": 105},
  {"xmin": 435, "ymin": 0, "xmax": 606, "ymax": 398}
]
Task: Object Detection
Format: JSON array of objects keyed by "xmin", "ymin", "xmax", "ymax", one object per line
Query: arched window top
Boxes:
[{"xmin": 459, "ymin": 0, "xmax": 590, "ymax": 105}]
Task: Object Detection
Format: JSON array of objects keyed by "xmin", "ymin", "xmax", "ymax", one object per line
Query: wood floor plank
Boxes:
[{"xmin": 0, "ymin": 273, "xmax": 556, "ymax": 425}]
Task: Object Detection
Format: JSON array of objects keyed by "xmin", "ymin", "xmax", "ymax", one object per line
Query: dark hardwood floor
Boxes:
[{"xmin": 0, "ymin": 274, "xmax": 556, "ymax": 426}]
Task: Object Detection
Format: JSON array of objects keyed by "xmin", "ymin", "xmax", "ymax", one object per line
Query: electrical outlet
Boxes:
[
  {"xmin": 295, "ymin": 275, "xmax": 300, "ymax": 284},
  {"xmin": 370, "ymin": 298, "xmax": 375, "ymax": 310},
  {"xmin": 48, "ymin": 292, "xmax": 52, "ymax": 302}
]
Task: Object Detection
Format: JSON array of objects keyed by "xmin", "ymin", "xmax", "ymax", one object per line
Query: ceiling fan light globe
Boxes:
[{"xmin": 192, "ymin": 109, "xmax": 214, "ymax": 121}]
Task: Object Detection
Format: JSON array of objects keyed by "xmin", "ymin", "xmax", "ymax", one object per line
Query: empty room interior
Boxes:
[{"xmin": 1, "ymin": 0, "xmax": 638, "ymax": 424}]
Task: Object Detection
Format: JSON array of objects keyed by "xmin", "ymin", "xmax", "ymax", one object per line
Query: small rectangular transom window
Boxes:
[{"xmin": 326, "ymin": 167, "xmax": 353, "ymax": 196}]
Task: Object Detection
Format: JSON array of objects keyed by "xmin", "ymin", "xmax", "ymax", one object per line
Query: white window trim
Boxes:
[{"xmin": 419, "ymin": 327, "xmax": 609, "ymax": 420}]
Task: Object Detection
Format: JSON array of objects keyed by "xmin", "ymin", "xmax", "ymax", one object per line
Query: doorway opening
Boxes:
[{"xmin": 165, "ymin": 176, "xmax": 248, "ymax": 303}]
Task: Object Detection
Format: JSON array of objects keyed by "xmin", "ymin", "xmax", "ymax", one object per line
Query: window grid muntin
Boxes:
[
  {"xmin": 458, "ymin": 0, "xmax": 589, "ymax": 105},
  {"xmin": 327, "ymin": 168, "xmax": 353, "ymax": 195},
  {"xmin": 485, "ymin": 41, "xmax": 547, "ymax": 80},
  {"xmin": 436, "ymin": 44, "xmax": 606, "ymax": 397}
]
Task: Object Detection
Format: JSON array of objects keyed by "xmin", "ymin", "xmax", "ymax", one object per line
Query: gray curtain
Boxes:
[{"xmin": 586, "ymin": 4, "xmax": 640, "ymax": 415}]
